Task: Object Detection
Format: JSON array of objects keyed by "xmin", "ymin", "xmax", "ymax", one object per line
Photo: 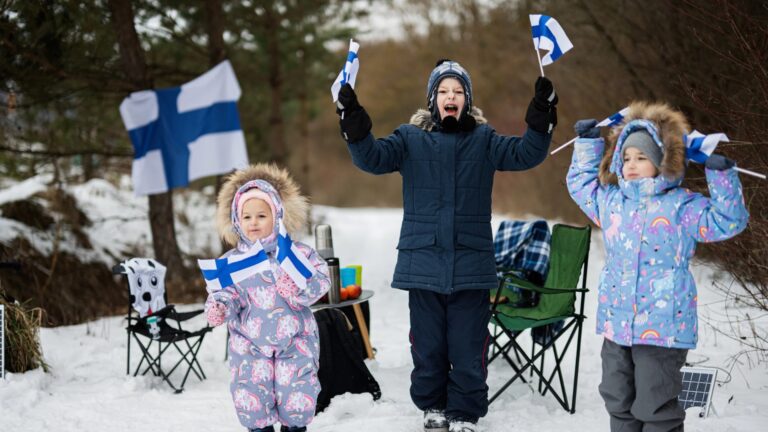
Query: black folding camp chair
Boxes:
[
  {"xmin": 113, "ymin": 258, "xmax": 212, "ymax": 393},
  {"xmin": 489, "ymin": 224, "xmax": 591, "ymax": 413}
]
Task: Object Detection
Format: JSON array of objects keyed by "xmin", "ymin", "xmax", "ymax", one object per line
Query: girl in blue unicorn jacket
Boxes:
[{"xmin": 567, "ymin": 101, "xmax": 748, "ymax": 431}]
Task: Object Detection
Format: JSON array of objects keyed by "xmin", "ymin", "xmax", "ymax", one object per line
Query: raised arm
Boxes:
[
  {"xmin": 489, "ymin": 76, "xmax": 557, "ymax": 171},
  {"xmin": 337, "ymin": 83, "xmax": 406, "ymax": 174},
  {"xmin": 681, "ymin": 156, "xmax": 749, "ymax": 242},
  {"xmin": 566, "ymin": 120, "xmax": 609, "ymax": 226}
]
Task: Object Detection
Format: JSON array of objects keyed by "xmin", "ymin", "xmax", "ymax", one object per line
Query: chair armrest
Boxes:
[
  {"xmin": 166, "ymin": 308, "xmax": 204, "ymax": 322},
  {"xmin": 501, "ymin": 274, "xmax": 589, "ymax": 294}
]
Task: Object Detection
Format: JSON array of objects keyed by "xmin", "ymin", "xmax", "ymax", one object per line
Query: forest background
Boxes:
[{"xmin": 0, "ymin": 0, "xmax": 766, "ymax": 330}]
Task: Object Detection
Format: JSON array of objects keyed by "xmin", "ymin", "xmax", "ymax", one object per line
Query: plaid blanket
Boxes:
[
  {"xmin": 493, "ymin": 219, "xmax": 560, "ymax": 345},
  {"xmin": 494, "ymin": 219, "xmax": 551, "ymax": 282}
]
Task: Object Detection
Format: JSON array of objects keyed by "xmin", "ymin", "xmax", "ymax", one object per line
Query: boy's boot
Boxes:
[
  {"xmin": 280, "ymin": 426, "xmax": 307, "ymax": 432},
  {"xmin": 448, "ymin": 420, "xmax": 478, "ymax": 432},
  {"xmin": 424, "ymin": 409, "xmax": 449, "ymax": 432}
]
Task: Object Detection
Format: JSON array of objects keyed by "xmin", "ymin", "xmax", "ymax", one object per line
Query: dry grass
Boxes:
[{"xmin": 1, "ymin": 288, "xmax": 49, "ymax": 373}]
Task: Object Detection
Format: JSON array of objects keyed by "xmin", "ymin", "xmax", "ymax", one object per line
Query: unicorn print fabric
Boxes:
[
  {"xmin": 567, "ymin": 102, "xmax": 748, "ymax": 350},
  {"xmin": 204, "ymin": 164, "xmax": 330, "ymax": 430}
]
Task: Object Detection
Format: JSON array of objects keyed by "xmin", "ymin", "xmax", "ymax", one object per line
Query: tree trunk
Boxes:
[
  {"xmin": 108, "ymin": 0, "xmax": 184, "ymax": 275},
  {"xmin": 264, "ymin": 3, "xmax": 285, "ymax": 164},
  {"xmin": 205, "ymin": 0, "xmax": 232, "ymax": 254}
]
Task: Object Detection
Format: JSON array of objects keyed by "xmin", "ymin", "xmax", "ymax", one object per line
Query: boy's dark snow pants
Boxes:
[
  {"xmin": 599, "ymin": 338, "xmax": 688, "ymax": 432},
  {"xmin": 408, "ymin": 289, "xmax": 490, "ymax": 423}
]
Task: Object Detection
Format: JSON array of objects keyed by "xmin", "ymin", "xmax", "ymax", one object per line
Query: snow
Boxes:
[{"xmin": 1, "ymin": 175, "xmax": 767, "ymax": 431}]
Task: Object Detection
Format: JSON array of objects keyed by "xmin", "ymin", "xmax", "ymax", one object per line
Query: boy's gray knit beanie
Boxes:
[{"xmin": 426, "ymin": 59, "xmax": 473, "ymax": 113}]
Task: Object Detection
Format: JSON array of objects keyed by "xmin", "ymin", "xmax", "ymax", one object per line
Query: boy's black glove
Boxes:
[
  {"xmin": 525, "ymin": 76, "xmax": 559, "ymax": 134},
  {"xmin": 705, "ymin": 154, "xmax": 736, "ymax": 171},
  {"xmin": 574, "ymin": 119, "xmax": 600, "ymax": 139},
  {"xmin": 337, "ymin": 84, "xmax": 372, "ymax": 143}
]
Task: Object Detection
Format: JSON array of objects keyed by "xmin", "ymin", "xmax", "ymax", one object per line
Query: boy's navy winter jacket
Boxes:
[{"xmin": 348, "ymin": 108, "xmax": 551, "ymax": 294}]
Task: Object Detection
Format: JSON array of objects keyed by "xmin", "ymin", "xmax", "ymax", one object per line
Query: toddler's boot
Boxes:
[{"xmin": 280, "ymin": 426, "xmax": 307, "ymax": 432}]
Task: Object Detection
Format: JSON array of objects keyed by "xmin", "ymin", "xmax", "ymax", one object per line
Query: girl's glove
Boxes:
[
  {"xmin": 206, "ymin": 302, "xmax": 227, "ymax": 327},
  {"xmin": 705, "ymin": 154, "xmax": 736, "ymax": 171},
  {"xmin": 574, "ymin": 119, "xmax": 600, "ymax": 139},
  {"xmin": 276, "ymin": 272, "xmax": 300, "ymax": 299}
]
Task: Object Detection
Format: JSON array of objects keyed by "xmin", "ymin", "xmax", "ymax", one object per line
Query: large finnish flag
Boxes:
[
  {"xmin": 119, "ymin": 60, "xmax": 249, "ymax": 196},
  {"xmin": 530, "ymin": 14, "xmax": 573, "ymax": 65}
]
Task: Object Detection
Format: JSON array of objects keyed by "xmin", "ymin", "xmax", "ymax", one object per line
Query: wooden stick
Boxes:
[
  {"xmin": 550, "ymin": 136, "xmax": 577, "ymax": 155},
  {"xmin": 352, "ymin": 303, "xmax": 375, "ymax": 359},
  {"xmin": 734, "ymin": 167, "xmax": 767, "ymax": 179}
]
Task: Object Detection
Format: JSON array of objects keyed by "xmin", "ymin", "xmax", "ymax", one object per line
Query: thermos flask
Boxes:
[
  {"xmin": 326, "ymin": 257, "xmax": 341, "ymax": 304},
  {"xmin": 314, "ymin": 224, "xmax": 335, "ymax": 260}
]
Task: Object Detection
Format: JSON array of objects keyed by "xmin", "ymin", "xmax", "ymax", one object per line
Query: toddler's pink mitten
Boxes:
[
  {"xmin": 276, "ymin": 272, "xmax": 300, "ymax": 299},
  {"xmin": 206, "ymin": 302, "xmax": 227, "ymax": 327}
]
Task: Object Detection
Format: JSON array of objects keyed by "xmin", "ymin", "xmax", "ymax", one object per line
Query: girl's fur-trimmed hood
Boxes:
[
  {"xmin": 409, "ymin": 107, "xmax": 487, "ymax": 131},
  {"xmin": 599, "ymin": 101, "xmax": 690, "ymax": 185},
  {"xmin": 216, "ymin": 163, "xmax": 308, "ymax": 247}
]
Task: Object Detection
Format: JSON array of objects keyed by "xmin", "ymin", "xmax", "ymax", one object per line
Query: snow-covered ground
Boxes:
[{"xmin": 1, "ymin": 176, "xmax": 767, "ymax": 431}]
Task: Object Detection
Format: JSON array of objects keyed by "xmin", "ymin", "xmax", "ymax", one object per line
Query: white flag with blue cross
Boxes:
[
  {"xmin": 275, "ymin": 220, "xmax": 315, "ymax": 290},
  {"xmin": 331, "ymin": 39, "xmax": 360, "ymax": 104},
  {"xmin": 119, "ymin": 60, "xmax": 249, "ymax": 196},
  {"xmin": 596, "ymin": 107, "xmax": 630, "ymax": 127},
  {"xmin": 198, "ymin": 243, "xmax": 271, "ymax": 293},
  {"xmin": 530, "ymin": 14, "xmax": 573, "ymax": 66},
  {"xmin": 684, "ymin": 130, "xmax": 728, "ymax": 164}
]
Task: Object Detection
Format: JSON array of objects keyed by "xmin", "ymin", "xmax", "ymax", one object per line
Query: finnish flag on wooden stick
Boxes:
[
  {"xmin": 330, "ymin": 39, "xmax": 360, "ymax": 105},
  {"xmin": 198, "ymin": 243, "xmax": 271, "ymax": 293},
  {"xmin": 119, "ymin": 60, "xmax": 249, "ymax": 196},
  {"xmin": 530, "ymin": 14, "xmax": 573, "ymax": 66}
]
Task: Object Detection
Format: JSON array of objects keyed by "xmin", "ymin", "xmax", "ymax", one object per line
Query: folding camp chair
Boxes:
[
  {"xmin": 113, "ymin": 258, "xmax": 212, "ymax": 393},
  {"xmin": 489, "ymin": 224, "xmax": 591, "ymax": 413}
]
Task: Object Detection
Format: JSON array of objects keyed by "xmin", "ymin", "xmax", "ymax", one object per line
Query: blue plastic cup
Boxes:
[{"xmin": 340, "ymin": 267, "xmax": 357, "ymax": 287}]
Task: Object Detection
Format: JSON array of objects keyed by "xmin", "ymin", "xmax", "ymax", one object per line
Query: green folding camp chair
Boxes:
[{"xmin": 488, "ymin": 224, "xmax": 591, "ymax": 413}]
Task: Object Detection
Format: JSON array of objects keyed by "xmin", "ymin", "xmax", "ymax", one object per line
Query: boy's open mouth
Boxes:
[{"xmin": 444, "ymin": 104, "xmax": 459, "ymax": 115}]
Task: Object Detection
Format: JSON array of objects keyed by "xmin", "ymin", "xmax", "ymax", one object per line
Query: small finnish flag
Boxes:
[
  {"xmin": 330, "ymin": 39, "xmax": 360, "ymax": 104},
  {"xmin": 276, "ymin": 220, "xmax": 315, "ymax": 290},
  {"xmin": 530, "ymin": 14, "xmax": 573, "ymax": 65},
  {"xmin": 597, "ymin": 107, "xmax": 630, "ymax": 127},
  {"xmin": 684, "ymin": 130, "xmax": 729, "ymax": 164},
  {"xmin": 119, "ymin": 60, "xmax": 249, "ymax": 196},
  {"xmin": 198, "ymin": 243, "xmax": 271, "ymax": 293}
]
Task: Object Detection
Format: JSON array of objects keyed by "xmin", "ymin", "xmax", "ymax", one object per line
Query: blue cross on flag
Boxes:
[
  {"xmin": 331, "ymin": 39, "xmax": 360, "ymax": 105},
  {"xmin": 684, "ymin": 130, "xmax": 729, "ymax": 164},
  {"xmin": 530, "ymin": 14, "xmax": 573, "ymax": 66},
  {"xmin": 198, "ymin": 243, "xmax": 271, "ymax": 293},
  {"xmin": 119, "ymin": 60, "xmax": 249, "ymax": 196},
  {"xmin": 597, "ymin": 107, "xmax": 630, "ymax": 127},
  {"xmin": 276, "ymin": 220, "xmax": 315, "ymax": 290}
]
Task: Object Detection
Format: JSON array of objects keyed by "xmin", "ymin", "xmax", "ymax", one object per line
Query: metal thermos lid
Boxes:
[{"xmin": 315, "ymin": 224, "xmax": 334, "ymax": 259}]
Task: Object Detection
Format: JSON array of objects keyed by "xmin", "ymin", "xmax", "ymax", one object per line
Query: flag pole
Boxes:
[
  {"xmin": 531, "ymin": 38, "xmax": 545, "ymax": 77},
  {"xmin": 734, "ymin": 166, "xmax": 767, "ymax": 180},
  {"xmin": 550, "ymin": 136, "xmax": 577, "ymax": 155}
]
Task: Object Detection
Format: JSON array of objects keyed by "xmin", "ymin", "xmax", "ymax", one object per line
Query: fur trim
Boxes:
[
  {"xmin": 599, "ymin": 101, "xmax": 690, "ymax": 185},
  {"xmin": 409, "ymin": 107, "xmax": 488, "ymax": 131},
  {"xmin": 216, "ymin": 163, "xmax": 308, "ymax": 247}
]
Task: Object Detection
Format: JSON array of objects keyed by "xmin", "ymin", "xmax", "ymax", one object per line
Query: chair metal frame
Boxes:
[
  {"xmin": 488, "ymin": 224, "xmax": 591, "ymax": 413},
  {"xmin": 114, "ymin": 262, "xmax": 212, "ymax": 393}
]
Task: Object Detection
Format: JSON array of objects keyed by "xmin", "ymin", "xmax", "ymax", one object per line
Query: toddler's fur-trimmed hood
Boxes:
[
  {"xmin": 410, "ymin": 107, "xmax": 487, "ymax": 131},
  {"xmin": 599, "ymin": 101, "xmax": 690, "ymax": 185},
  {"xmin": 216, "ymin": 163, "xmax": 308, "ymax": 247}
]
